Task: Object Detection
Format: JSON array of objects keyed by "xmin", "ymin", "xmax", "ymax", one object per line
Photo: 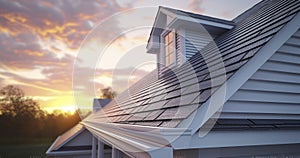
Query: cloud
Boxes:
[
  {"xmin": 0, "ymin": 0, "xmax": 123, "ymax": 45},
  {"xmin": 0, "ymin": 0, "xmax": 129, "ymax": 96},
  {"xmin": 0, "ymin": 0, "xmax": 181, "ymax": 113},
  {"xmin": 188, "ymin": 0, "xmax": 205, "ymax": 13}
]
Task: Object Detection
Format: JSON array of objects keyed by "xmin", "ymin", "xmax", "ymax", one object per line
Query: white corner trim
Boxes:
[{"xmin": 178, "ymin": 12, "xmax": 300, "ymax": 135}]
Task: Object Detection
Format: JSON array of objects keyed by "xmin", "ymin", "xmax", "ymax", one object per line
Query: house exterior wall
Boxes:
[
  {"xmin": 174, "ymin": 149, "xmax": 199, "ymax": 158},
  {"xmin": 173, "ymin": 144, "xmax": 300, "ymax": 158},
  {"xmin": 176, "ymin": 29, "xmax": 183, "ymax": 65},
  {"xmin": 64, "ymin": 130, "xmax": 92, "ymax": 147},
  {"xmin": 184, "ymin": 30, "xmax": 212, "ymax": 60},
  {"xmin": 221, "ymin": 29, "xmax": 300, "ymax": 120},
  {"xmin": 197, "ymin": 143, "xmax": 300, "ymax": 158}
]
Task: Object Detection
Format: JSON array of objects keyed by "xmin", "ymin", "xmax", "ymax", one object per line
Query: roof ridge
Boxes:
[
  {"xmin": 159, "ymin": 5, "xmax": 233, "ymax": 24},
  {"xmin": 233, "ymin": 0, "xmax": 271, "ymax": 23}
]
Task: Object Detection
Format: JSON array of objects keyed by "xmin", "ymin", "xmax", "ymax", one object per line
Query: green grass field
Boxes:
[
  {"xmin": 0, "ymin": 144, "xmax": 50, "ymax": 158},
  {"xmin": 0, "ymin": 138, "xmax": 53, "ymax": 158}
]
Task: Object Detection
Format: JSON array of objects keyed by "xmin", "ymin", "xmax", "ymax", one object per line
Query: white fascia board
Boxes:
[
  {"xmin": 147, "ymin": 8, "xmax": 177, "ymax": 53},
  {"xmin": 189, "ymin": 129, "xmax": 300, "ymax": 149},
  {"xmin": 160, "ymin": 8, "xmax": 178, "ymax": 19},
  {"xmin": 46, "ymin": 150, "xmax": 91, "ymax": 156},
  {"xmin": 86, "ymin": 123, "xmax": 152, "ymax": 150},
  {"xmin": 46, "ymin": 136, "xmax": 60, "ymax": 155},
  {"xmin": 160, "ymin": 7, "xmax": 233, "ymax": 30},
  {"xmin": 177, "ymin": 12, "xmax": 300, "ymax": 135},
  {"xmin": 84, "ymin": 121, "xmax": 191, "ymax": 136},
  {"xmin": 147, "ymin": 9, "xmax": 164, "ymax": 52}
]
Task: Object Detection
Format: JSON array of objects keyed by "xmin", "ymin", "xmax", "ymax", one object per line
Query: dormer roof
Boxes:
[{"xmin": 146, "ymin": 6, "xmax": 235, "ymax": 54}]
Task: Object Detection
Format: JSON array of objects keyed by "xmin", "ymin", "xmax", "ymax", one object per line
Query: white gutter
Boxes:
[{"xmin": 82, "ymin": 121, "xmax": 192, "ymax": 158}]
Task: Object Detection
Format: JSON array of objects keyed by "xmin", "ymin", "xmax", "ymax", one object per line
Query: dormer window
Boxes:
[
  {"xmin": 146, "ymin": 6, "xmax": 234, "ymax": 77},
  {"xmin": 164, "ymin": 31, "xmax": 176, "ymax": 66}
]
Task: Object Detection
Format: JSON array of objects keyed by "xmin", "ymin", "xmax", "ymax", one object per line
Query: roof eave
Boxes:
[
  {"xmin": 81, "ymin": 121, "xmax": 192, "ymax": 157},
  {"xmin": 175, "ymin": 15, "xmax": 234, "ymax": 29},
  {"xmin": 46, "ymin": 150, "xmax": 91, "ymax": 156}
]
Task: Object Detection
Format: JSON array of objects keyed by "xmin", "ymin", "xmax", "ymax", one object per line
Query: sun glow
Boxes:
[{"xmin": 43, "ymin": 105, "xmax": 77, "ymax": 114}]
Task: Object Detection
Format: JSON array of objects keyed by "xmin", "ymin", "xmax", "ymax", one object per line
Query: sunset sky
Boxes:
[{"xmin": 0, "ymin": 0, "xmax": 261, "ymax": 113}]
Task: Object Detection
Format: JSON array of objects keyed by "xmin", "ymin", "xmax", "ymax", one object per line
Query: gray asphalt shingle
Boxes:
[{"xmin": 94, "ymin": 0, "xmax": 300, "ymax": 128}]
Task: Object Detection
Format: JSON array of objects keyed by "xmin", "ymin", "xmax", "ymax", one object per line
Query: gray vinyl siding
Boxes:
[
  {"xmin": 222, "ymin": 29, "xmax": 300, "ymax": 119},
  {"xmin": 196, "ymin": 144, "xmax": 300, "ymax": 158},
  {"xmin": 176, "ymin": 30, "xmax": 182, "ymax": 65},
  {"xmin": 185, "ymin": 30, "xmax": 213, "ymax": 60}
]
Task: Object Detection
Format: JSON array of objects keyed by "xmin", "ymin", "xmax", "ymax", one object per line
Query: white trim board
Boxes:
[{"xmin": 189, "ymin": 129, "xmax": 300, "ymax": 149}]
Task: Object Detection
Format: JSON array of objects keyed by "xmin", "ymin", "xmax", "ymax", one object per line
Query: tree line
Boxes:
[{"xmin": 0, "ymin": 85, "xmax": 80, "ymax": 145}]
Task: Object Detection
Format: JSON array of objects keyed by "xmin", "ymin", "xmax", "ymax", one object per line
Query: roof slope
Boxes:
[
  {"xmin": 48, "ymin": 124, "xmax": 85, "ymax": 152},
  {"xmin": 86, "ymin": 0, "xmax": 300, "ymax": 128}
]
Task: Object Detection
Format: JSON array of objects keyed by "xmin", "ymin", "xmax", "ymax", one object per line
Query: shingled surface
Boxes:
[{"xmin": 90, "ymin": 0, "xmax": 300, "ymax": 128}]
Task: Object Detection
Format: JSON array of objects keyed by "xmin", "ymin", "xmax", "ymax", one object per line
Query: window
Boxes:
[{"xmin": 164, "ymin": 31, "xmax": 175, "ymax": 66}]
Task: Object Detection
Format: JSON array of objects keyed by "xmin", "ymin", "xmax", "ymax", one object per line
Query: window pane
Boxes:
[
  {"xmin": 166, "ymin": 54, "xmax": 170, "ymax": 65},
  {"xmin": 164, "ymin": 31, "xmax": 175, "ymax": 66},
  {"xmin": 169, "ymin": 46, "xmax": 174, "ymax": 54},
  {"xmin": 169, "ymin": 32, "xmax": 173, "ymax": 42},
  {"xmin": 165, "ymin": 46, "xmax": 169, "ymax": 55}
]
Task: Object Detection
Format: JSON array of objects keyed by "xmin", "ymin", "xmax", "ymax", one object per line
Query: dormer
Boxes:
[{"xmin": 147, "ymin": 6, "xmax": 235, "ymax": 76}]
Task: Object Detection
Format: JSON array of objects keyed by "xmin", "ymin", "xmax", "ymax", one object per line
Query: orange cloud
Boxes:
[{"xmin": 0, "ymin": 0, "xmax": 138, "ymax": 111}]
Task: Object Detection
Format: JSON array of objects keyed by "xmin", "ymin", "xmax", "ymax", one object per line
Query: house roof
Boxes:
[
  {"xmin": 47, "ymin": 124, "xmax": 85, "ymax": 152},
  {"xmin": 160, "ymin": 6, "xmax": 234, "ymax": 26},
  {"xmin": 85, "ymin": 0, "xmax": 300, "ymax": 129},
  {"xmin": 232, "ymin": 0, "xmax": 271, "ymax": 23},
  {"xmin": 146, "ymin": 5, "xmax": 234, "ymax": 53}
]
